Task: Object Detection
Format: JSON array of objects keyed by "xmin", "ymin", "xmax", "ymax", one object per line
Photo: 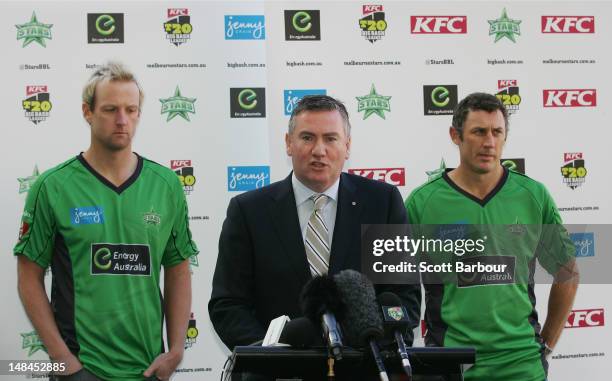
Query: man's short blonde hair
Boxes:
[{"xmin": 82, "ymin": 61, "xmax": 144, "ymax": 111}]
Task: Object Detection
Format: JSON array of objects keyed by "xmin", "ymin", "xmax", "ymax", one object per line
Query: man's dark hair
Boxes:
[
  {"xmin": 451, "ymin": 92, "xmax": 509, "ymax": 139},
  {"xmin": 288, "ymin": 95, "xmax": 351, "ymax": 136}
]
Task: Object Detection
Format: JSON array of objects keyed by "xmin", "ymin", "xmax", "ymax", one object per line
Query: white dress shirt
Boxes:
[{"xmin": 292, "ymin": 173, "xmax": 339, "ymax": 243}]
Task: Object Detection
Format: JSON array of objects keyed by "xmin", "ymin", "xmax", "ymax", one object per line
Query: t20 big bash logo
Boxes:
[{"xmin": 22, "ymin": 85, "xmax": 51, "ymax": 125}]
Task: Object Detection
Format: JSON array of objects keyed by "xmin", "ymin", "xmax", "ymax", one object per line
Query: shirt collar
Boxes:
[{"xmin": 292, "ymin": 173, "xmax": 340, "ymax": 206}]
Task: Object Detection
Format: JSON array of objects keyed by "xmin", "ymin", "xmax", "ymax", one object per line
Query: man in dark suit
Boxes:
[{"xmin": 209, "ymin": 95, "xmax": 420, "ymax": 350}]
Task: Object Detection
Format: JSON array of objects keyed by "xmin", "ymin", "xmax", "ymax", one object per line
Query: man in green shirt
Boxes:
[
  {"xmin": 405, "ymin": 93, "xmax": 578, "ymax": 381},
  {"xmin": 15, "ymin": 62, "xmax": 198, "ymax": 381}
]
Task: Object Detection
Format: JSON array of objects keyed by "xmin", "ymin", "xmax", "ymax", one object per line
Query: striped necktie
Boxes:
[{"xmin": 305, "ymin": 194, "xmax": 330, "ymax": 276}]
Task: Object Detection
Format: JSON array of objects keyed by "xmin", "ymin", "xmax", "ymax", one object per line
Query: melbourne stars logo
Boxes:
[
  {"xmin": 359, "ymin": 5, "xmax": 387, "ymax": 43},
  {"xmin": 18, "ymin": 165, "xmax": 40, "ymax": 194},
  {"xmin": 16, "ymin": 11, "xmax": 52, "ymax": 47},
  {"xmin": 426, "ymin": 158, "xmax": 446, "ymax": 181},
  {"xmin": 143, "ymin": 207, "xmax": 161, "ymax": 226},
  {"xmin": 356, "ymin": 84, "xmax": 391, "ymax": 120},
  {"xmin": 488, "ymin": 8, "xmax": 521, "ymax": 43},
  {"xmin": 160, "ymin": 86, "xmax": 196, "ymax": 122},
  {"xmin": 23, "ymin": 85, "xmax": 52, "ymax": 125},
  {"xmin": 21, "ymin": 331, "xmax": 46, "ymax": 356},
  {"xmin": 164, "ymin": 8, "xmax": 192, "ymax": 46}
]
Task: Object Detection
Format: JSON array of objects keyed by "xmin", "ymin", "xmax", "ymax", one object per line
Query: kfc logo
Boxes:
[
  {"xmin": 541, "ymin": 16, "xmax": 595, "ymax": 33},
  {"xmin": 168, "ymin": 8, "xmax": 188, "ymax": 17},
  {"xmin": 543, "ymin": 89, "xmax": 596, "ymax": 107},
  {"xmin": 411, "ymin": 16, "xmax": 467, "ymax": 34},
  {"xmin": 348, "ymin": 168, "xmax": 405, "ymax": 186},
  {"xmin": 566, "ymin": 309, "xmax": 605, "ymax": 328}
]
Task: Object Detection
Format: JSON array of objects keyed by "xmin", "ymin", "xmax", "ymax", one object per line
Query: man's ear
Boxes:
[
  {"xmin": 449, "ymin": 126, "xmax": 461, "ymax": 145},
  {"xmin": 82, "ymin": 103, "xmax": 92, "ymax": 125},
  {"xmin": 285, "ymin": 133, "xmax": 292, "ymax": 156}
]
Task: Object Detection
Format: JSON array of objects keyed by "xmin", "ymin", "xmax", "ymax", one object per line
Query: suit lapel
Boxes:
[
  {"xmin": 268, "ymin": 175, "xmax": 312, "ymax": 286},
  {"xmin": 329, "ymin": 173, "xmax": 363, "ymax": 274}
]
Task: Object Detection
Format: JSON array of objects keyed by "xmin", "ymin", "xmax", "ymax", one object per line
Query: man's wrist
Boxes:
[{"xmin": 543, "ymin": 339, "xmax": 554, "ymax": 356}]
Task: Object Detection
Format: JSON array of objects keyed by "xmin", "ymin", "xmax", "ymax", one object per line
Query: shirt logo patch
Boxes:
[
  {"xmin": 91, "ymin": 243, "xmax": 151, "ymax": 276},
  {"xmin": 143, "ymin": 208, "xmax": 161, "ymax": 226},
  {"xmin": 71, "ymin": 206, "xmax": 104, "ymax": 225}
]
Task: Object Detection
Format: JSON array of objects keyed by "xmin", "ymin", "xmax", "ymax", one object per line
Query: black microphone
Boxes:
[
  {"xmin": 300, "ymin": 274, "xmax": 345, "ymax": 360},
  {"xmin": 378, "ymin": 292, "xmax": 413, "ymax": 380},
  {"xmin": 333, "ymin": 270, "xmax": 389, "ymax": 381},
  {"xmin": 279, "ymin": 317, "xmax": 322, "ymax": 348}
]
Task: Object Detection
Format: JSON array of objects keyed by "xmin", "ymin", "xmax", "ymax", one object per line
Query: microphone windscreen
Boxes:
[
  {"xmin": 300, "ymin": 274, "xmax": 344, "ymax": 323},
  {"xmin": 333, "ymin": 269, "xmax": 383, "ymax": 348},
  {"xmin": 377, "ymin": 292, "xmax": 411, "ymax": 336},
  {"xmin": 279, "ymin": 317, "xmax": 322, "ymax": 348}
]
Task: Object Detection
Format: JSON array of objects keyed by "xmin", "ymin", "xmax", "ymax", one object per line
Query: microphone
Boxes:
[
  {"xmin": 279, "ymin": 317, "xmax": 322, "ymax": 348},
  {"xmin": 333, "ymin": 270, "xmax": 389, "ymax": 381},
  {"xmin": 300, "ymin": 274, "xmax": 345, "ymax": 360},
  {"xmin": 378, "ymin": 292, "xmax": 413, "ymax": 380}
]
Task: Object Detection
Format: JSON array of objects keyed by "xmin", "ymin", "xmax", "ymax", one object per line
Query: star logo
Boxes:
[
  {"xmin": 488, "ymin": 8, "xmax": 521, "ymax": 43},
  {"xmin": 426, "ymin": 158, "xmax": 446, "ymax": 181},
  {"xmin": 16, "ymin": 12, "xmax": 53, "ymax": 47},
  {"xmin": 21, "ymin": 331, "xmax": 47, "ymax": 356},
  {"xmin": 143, "ymin": 207, "xmax": 161, "ymax": 225},
  {"xmin": 160, "ymin": 86, "xmax": 196, "ymax": 122},
  {"xmin": 18, "ymin": 165, "xmax": 40, "ymax": 194},
  {"xmin": 356, "ymin": 84, "xmax": 391, "ymax": 120}
]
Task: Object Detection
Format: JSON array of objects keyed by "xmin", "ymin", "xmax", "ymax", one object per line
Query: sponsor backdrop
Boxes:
[{"xmin": 1, "ymin": 0, "xmax": 609, "ymax": 379}]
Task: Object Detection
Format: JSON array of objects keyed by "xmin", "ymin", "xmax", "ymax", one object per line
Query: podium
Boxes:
[{"xmin": 225, "ymin": 346, "xmax": 476, "ymax": 381}]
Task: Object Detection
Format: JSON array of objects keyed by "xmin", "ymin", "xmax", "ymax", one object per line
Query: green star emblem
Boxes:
[
  {"xmin": 488, "ymin": 8, "xmax": 521, "ymax": 43},
  {"xmin": 143, "ymin": 207, "xmax": 161, "ymax": 225},
  {"xmin": 426, "ymin": 158, "xmax": 446, "ymax": 181},
  {"xmin": 160, "ymin": 86, "xmax": 197, "ymax": 122},
  {"xmin": 16, "ymin": 12, "xmax": 53, "ymax": 47},
  {"xmin": 356, "ymin": 84, "xmax": 391, "ymax": 120},
  {"xmin": 21, "ymin": 331, "xmax": 47, "ymax": 356},
  {"xmin": 18, "ymin": 165, "xmax": 40, "ymax": 194}
]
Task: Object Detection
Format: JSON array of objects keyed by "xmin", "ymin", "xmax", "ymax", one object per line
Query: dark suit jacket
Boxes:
[{"xmin": 209, "ymin": 172, "xmax": 421, "ymax": 349}]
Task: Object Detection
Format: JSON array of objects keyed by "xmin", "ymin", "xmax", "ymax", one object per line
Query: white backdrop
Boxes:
[{"xmin": 1, "ymin": 1, "xmax": 609, "ymax": 380}]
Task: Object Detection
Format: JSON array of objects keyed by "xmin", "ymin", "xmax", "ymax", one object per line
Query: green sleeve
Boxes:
[
  {"xmin": 162, "ymin": 176, "xmax": 199, "ymax": 267},
  {"xmin": 536, "ymin": 186, "xmax": 575, "ymax": 275},
  {"xmin": 13, "ymin": 176, "xmax": 56, "ymax": 268}
]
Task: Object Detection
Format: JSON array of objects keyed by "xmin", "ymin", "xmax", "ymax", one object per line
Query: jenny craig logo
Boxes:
[
  {"xmin": 541, "ymin": 16, "xmax": 595, "ymax": 33},
  {"xmin": 570, "ymin": 232, "xmax": 595, "ymax": 257},
  {"xmin": 410, "ymin": 16, "xmax": 467, "ymax": 34},
  {"xmin": 71, "ymin": 206, "xmax": 104, "ymax": 225},
  {"xmin": 565, "ymin": 309, "xmax": 605, "ymax": 328},
  {"xmin": 225, "ymin": 15, "xmax": 265, "ymax": 40},
  {"xmin": 348, "ymin": 168, "xmax": 405, "ymax": 186},
  {"xmin": 227, "ymin": 166, "xmax": 270, "ymax": 191},
  {"xmin": 284, "ymin": 89, "xmax": 326, "ymax": 116},
  {"xmin": 543, "ymin": 89, "xmax": 596, "ymax": 107}
]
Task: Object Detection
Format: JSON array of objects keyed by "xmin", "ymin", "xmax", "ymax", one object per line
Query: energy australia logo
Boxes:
[
  {"xmin": 284, "ymin": 89, "xmax": 326, "ymax": 116},
  {"xmin": 71, "ymin": 206, "xmax": 104, "ymax": 225},
  {"xmin": 91, "ymin": 243, "xmax": 151, "ymax": 276},
  {"xmin": 571, "ymin": 232, "xmax": 595, "ymax": 257},
  {"xmin": 225, "ymin": 15, "xmax": 265, "ymax": 40},
  {"xmin": 227, "ymin": 166, "xmax": 270, "ymax": 191}
]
